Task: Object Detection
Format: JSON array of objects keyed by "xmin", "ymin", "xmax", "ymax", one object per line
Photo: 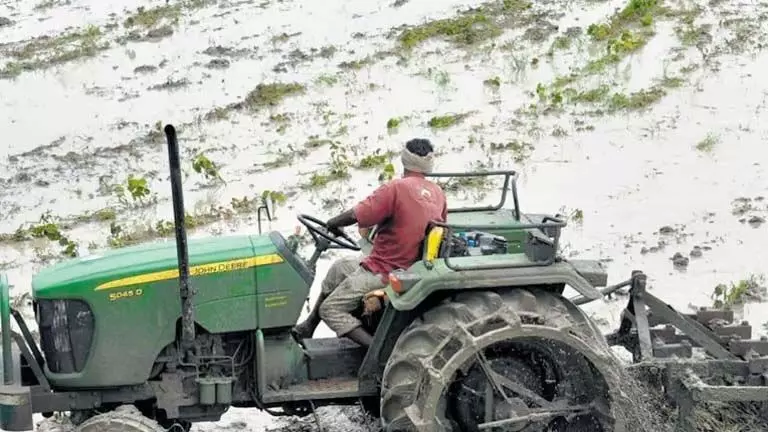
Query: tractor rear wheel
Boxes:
[
  {"xmin": 379, "ymin": 288, "xmax": 629, "ymax": 432},
  {"xmin": 74, "ymin": 405, "xmax": 166, "ymax": 432}
]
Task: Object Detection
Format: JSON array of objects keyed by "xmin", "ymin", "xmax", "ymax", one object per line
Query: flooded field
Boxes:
[{"xmin": 2, "ymin": 0, "xmax": 768, "ymax": 429}]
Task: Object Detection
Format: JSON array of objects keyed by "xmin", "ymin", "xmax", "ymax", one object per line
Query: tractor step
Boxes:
[
  {"xmin": 262, "ymin": 377, "xmax": 366, "ymax": 404},
  {"xmin": 301, "ymin": 337, "xmax": 367, "ymax": 381}
]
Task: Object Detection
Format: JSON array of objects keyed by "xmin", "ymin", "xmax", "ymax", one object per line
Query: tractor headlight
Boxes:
[{"xmin": 37, "ymin": 299, "xmax": 94, "ymax": 374}]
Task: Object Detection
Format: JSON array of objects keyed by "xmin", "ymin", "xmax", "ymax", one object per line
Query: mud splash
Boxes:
[
  {"xmin": 693, "ymin": 401, "xmax": 768, "ymax": 432},
  {"xmin": 614, "ymin": 370, "xmax": 675, "ymax": 432}
]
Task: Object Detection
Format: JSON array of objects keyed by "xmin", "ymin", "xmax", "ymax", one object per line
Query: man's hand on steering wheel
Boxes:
[
  {"xmin": 327, "ymin": 224, "xmax": 345, "ymax": 238},
  {"xmin": 296, "ymin": 214, "xmax": 361, "ymax": 252}
]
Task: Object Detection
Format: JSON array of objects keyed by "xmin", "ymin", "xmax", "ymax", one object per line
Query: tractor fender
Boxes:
[{"xmin": 385, "ymin": 261, "xmax": 603, "ymax": 311}]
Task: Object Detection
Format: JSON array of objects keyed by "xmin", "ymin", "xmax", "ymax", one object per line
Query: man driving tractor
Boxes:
[{"xmin": 292, "ymin": 138, "xmax": 447, "ymax": 347}]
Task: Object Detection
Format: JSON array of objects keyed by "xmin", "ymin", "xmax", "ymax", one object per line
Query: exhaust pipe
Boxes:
[{"xmin": 163, "ymin": 124, "xmax": 196, "ymax": 362}]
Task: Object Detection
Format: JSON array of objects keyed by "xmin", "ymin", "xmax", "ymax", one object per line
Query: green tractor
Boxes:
[{"xmin": 1, "ymin": 125, "xmax": 767, "ymax": 432}]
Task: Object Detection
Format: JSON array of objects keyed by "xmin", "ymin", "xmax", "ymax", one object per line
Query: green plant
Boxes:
[
  {"xmin": 329, "ymin": 141, "xmax": 350, "ymax": 177},
  {"xmin": 107, "ymin": 222, "xmax": 131, "ymax": 248},
  {"xmin": 27, "ymin": 212, "xmax": 78, "ymax": 257},
  {"xmin": 432, "ymin": 70, "xmax": 450, "ymax": 87},
  {"xmin": 192, "ymin": 153, "xmax": 224, "ymax": 183},
  {"xmin": 386, "ymin": 117, "xmax": 402, "ymax": 130},
  {"xmin": 244, "ymin": 82, "xmax": 306, "ymax": 110},
  {"xmin": 711, "ymin": 275, "xmax": 767, "ymax": 308},
  {"xmin": 28, "ymin": 212, "xmax": 63, "ymax": 241},
  {"xmin": 378, "ymin": 163, "xmax": 395, "ymax": 182},
  {"xmin": 315, "ymin": 74, "xmax": 339, "ymax": 86},
  {"xmin": 695, "ymin": 133, "xmax": 719, "ymax": 152},
  {"xmin": 428, "ymin": 113, "xmax": 470, "ymax": 128},
  {"xmin": 60, "ymin": 238, "xmax": 78, "ymax": 257},
  {"xmin": 126, "ymin": 175, "xmax": 150, "ymax": 200},
  {"xmin": 231, "ymin": 197, "xmax": 259, "ymax": 213},
  {"xmin": 305, "ymin": 142, "xmax": 351, "ymax": 189},
  {"xmin": 262, "ymin": 189, "xmax": 288, "ymax": 208},
  {"xmin": 535, "ymin": 83, "xmax": 564, "ymax": 105},
  {"xmin": 358, "ymin": 149, "xmax": 396, "ymax": 169},
  {"xmin": 109, "ymin": 174, "xmax": 156, "ymax": 208},
  {"xmin": 483, "ymin": 76, "xmax": 501, "ymax": 88}
]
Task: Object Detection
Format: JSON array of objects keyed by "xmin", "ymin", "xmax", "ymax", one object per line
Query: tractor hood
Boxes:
[{"xmin": 31, "ymin": 234, "xmax": 279, "ymax": 298}]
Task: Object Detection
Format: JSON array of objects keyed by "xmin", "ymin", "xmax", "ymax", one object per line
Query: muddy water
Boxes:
[{"xmin": 3, "ymin": 0, "xmax": 768, "ymax": 430}]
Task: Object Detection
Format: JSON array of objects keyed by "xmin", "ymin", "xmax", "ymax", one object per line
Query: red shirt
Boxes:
[{"xmin": 353, "ymin": 172, "xmax": 447, "ymax": 279}]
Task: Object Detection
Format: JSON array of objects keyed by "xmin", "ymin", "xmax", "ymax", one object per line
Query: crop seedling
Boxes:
[
  {"xmin": 304, "ymin": 141, "xmax": 353, "ymax": 188},
  {"xmin": 1, "ymin": 25, "xmax": 109, "ymax": 79},
  {"xmin": 243, "ymin": 82, "xmax": 306, "ymax": 110},
  {"xmin": 378, "ymin": 163, "xmax": 395, "ymax": 182},
  {"xmin": 109, "ymin": 175, "xmax": 156, "ymax": 209},
  {"xmin": 483, "ymin": 76, "xmax": 501, "ymax": 88},
  {"xmin": 192, "ymin": 153, "xmax": 224, "ymax": 184},
  {"xmin": 358, "ymin": 149, "xmax": 396, "ymax": 169},
  {"xmin": 695, "ymin": 133, "xmax": 719, "ymax": 152},
  {"xmin": 394, "ymin": 0, "xmax": 536, "ymax": 51},
  {"xmin": 261, "ymin": 190, "xmax": 288, "ymax": 217},
  {"xmin": 28, "ymin": 212, "xmax": 63, "ymax": 242},
  {"xmin": 25, "ymin": 212, "xmax": 79, "ymax": 257},
  {"xmin": 428, "ymin": 113, "xmax": 471, "ymax": 129},
  {"xmin": 127, "ymin": 175, "xmax": 151, "ymax": 200},
  {"xmin": 711, "ymin": 275, "xmax": 767, "ymax": 309}
]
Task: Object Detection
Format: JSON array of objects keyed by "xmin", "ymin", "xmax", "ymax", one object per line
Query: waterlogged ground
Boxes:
[{"xmin": 2, "ymin": 0, "xmax": 768, "ymax": 430}]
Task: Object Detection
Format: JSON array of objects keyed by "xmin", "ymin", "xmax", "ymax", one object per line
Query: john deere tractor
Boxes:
[{"xmin": 1, "ymin": 124, "xmax": 768, "ymax": 432}]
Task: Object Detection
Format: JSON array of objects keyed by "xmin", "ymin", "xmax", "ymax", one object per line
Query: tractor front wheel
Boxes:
[
  {"xmin": 74, "ymin": 405, "xmax": 167, "ymax": 432},
  {"xmin": 379, "ymin": 288, "xmax": 629, "ymax": 432}
]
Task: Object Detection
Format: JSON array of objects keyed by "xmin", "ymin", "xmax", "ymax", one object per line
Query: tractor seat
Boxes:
[{"xmin": 358, "ymin": 227, "xmax": 444, "ymax": 316}]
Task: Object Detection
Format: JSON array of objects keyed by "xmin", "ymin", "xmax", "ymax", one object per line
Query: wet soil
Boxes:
[{"xmin": 4, "ymin": 0, "xmax": 768, "ymax": 430}]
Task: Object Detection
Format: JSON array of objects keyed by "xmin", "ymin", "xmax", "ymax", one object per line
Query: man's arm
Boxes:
[
  {"xmin": 354, "ymin": 182, "xmax": 396, "ymax": 228},
  {"xmin": 325, "ymin": 209, "xmax": 356, "ymax": 236},
  {"xmin": 326, "ymin": 183, "xmax": 396, "ymax": 235}
]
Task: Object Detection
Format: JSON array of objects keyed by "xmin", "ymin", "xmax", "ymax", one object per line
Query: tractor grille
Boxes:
[{"xmin": 35, "ymin": 299, "xmax": 95, "ymax": 374}]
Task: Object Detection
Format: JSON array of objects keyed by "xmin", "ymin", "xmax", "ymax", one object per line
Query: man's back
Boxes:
[
  {"xmin": 357, "ymin": 173, "xmax": 447, "ymax": 277},
  {"xmin": 314, "ymin": 137, "xmax": 445, "ymax": 346}
]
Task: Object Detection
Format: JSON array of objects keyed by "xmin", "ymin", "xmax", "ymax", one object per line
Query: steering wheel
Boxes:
[{"xmin": 297, "ymin": 214, "xmax": 361, "ymax": 251}]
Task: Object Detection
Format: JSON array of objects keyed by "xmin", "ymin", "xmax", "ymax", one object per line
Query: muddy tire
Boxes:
[
  {"xmin": 379, "ymin": 288, "xmax": 628, "ymax": 432},
  {"xmin": 74, "ymin": 405, "xmax": 166, "ymax": 432}
]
